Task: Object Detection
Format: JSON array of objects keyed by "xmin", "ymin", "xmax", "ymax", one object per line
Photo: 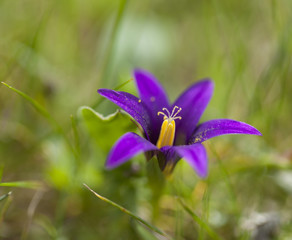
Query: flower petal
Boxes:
[
  {"xmin": 157, "ymin": 146, "xmax": 179, "ymax": 171},
  {"xmin": 106, "ymin": 132, "xmax": 158, "ymax": 169},
  {"xmin": 172, "ymin": 79, "xmax": 214, "ymax": 144},
  {"xmin": 189, "ymin": 119, "xmax": 262, "ymax": 144},
  {"xmin": 173, "ymin": 144, "xmax": 208, "ymax": 177},
  {"xmin": 134, "ymin": 69, "xmax": 170, "ymax": 143},
  {"xmin": 133, "ymin": 69, "xmax": 169, "ymax": 111},
  {"xmin": 98, "ymin": 89, "xmax": 151, "ymax": 140}
]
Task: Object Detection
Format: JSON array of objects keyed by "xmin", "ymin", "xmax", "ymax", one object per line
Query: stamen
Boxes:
[
  {"xmin": 172, "ymin": 107, "xmax": 182, "ymax": 118},
  {"xmin": 157, "ymin": 106, "xmax": 182, "ymax": 122},
  {"xmin": 157, "ymin": 111, "xmax": 166, "ymax": 117},
  {"xmin": 162, "ymin": 108, "xmax": 171, "ymax": 116},
  {"xmin": 171, "ymin": 106, "xmax": 179, "ymax": 117},
  {"xmin": 156, "ymin": 106, "xmax": 182, "ymax": 148}
]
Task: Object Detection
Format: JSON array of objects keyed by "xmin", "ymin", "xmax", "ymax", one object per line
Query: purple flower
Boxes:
[{"xmin": 98, "ymin": 69, "xmax": 261, "ymax": 177}]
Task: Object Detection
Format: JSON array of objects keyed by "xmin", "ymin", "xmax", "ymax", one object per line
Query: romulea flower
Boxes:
[{"xmin": 98, "ymin": 69, "xmax": 261, "ymax": 177}]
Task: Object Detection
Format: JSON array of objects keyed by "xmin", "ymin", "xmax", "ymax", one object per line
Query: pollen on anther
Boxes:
[{"xmin": 138, "ymin": 99, "xmax": 141, "ymax": 103}]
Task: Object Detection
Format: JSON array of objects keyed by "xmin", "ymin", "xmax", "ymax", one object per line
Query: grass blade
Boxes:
[
  {"xmin": 1, "ymin": 82, "xmax": 55, "ymax": 124},
  {"xmin": 177, "ymin": 197, "xmax": 222, "ymax": 240},
  {"xmin": 0, "ymin": 181, "xmax": 42, "ymax": 189},
  {"xmin": 1, "ymin": 81, "xmax": 76, "ymax": 156},
  {"xmin": 93, "ymin": 77, "xmax": 133, "ymax": 109},
  {"xmin": 99, "ymin": 0, "xmax": 128, "ymax": 88},
  {"xmin": 83, "ymin": 183, "xmax": 171, "ymax": 239},
  {"xmin": 0, "ymin": 192, "xmax": 12, "ymax": 202},
  {"xmin": 0, "ymin": 192, "xmax": 12, "ymax": 225}
]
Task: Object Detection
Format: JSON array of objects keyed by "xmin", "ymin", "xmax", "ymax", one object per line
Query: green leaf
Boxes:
[{"xmin": 79, "ymin": 106, "xmax": 137, "ymax": 152}]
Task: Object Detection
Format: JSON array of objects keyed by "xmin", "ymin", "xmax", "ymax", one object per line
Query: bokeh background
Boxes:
[{"xmin": 1, "ymin": 0, "xmax": 292, "ymax": 239}]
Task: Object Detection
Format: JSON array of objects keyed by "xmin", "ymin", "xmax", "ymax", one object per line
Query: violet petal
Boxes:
[
  {"xmin": 172, "ymin": 79, "xmax": 214, "ymax": 145},
  {"xmin": 133, "ymin": 69, "xmax": 170, "ymax": 143},
  {"xmin": 189, "ymin": 119, "xmax": 262, "ymax": 144},
  {"xmin": 98, "ymin": 89, "xmax": 152, "ymax": 140},
  {"xmin": 158, "ymin": 146, "xmax": 179, "ymax": 171},
  {"xmin": 106, "ymin": 132, "xmax": 158, "ymax": 169},
  {"xmin": 173, "ymin": 144, "xmax": 208, "ymax": 178}
]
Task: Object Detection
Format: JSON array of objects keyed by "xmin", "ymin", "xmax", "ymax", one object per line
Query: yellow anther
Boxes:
[
  {"xmin": 156, "ymin": 120, "xmax": 175, "ymax": 148},
  {"xmin": 156, "ymin": 106, "xmax": 182, "ymax": 148}
]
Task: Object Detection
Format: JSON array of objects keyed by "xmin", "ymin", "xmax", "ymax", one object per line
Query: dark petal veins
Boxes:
[
  {"xmin": 106, "ymin": 132, "xmax": 158, "ymax": 169},
  {"xmin": 133, "ymin": 69, "xmax": 170, "ymax": 143},
  {"xmin": 189, "ymin": 119, "xmax": 262, "ymax": 144},
  {"xmin": 172, "ymin": 79, "xmax": 214, "ymax": 145},
  {"xmin": 173, "ymin": 144, "xmax": 208, "ymax": 178},
  {"xmin": 98, "ymin": 89, "xmax": 152, "ymax": 140}
]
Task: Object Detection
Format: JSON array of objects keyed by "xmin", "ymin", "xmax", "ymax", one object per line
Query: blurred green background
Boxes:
[{"xmin": 1, "ymin": 0, "xmax": 292, "ymax": 239}]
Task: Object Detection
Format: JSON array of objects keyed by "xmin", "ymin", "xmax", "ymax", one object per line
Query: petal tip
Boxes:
[
  {"xmin": 244, "ymin": 123, "xmax": 262, "ymax": 136},
  {"xmin": 97, "ymin": 88, "xmax": 108, "ymax": 96},
  {"xmin": 198, "ymin": 171, "xmax": 208, "ymax": 178},
  {"xmin": 194, "ymin": 158, "xmax": 208, "ymax": 178},
  {"xmin": 104, "ymin": 155, "xmax": 117, "ymax": 170},
  {"xmin": 133, "ymin": 69, "xmax": 156, "ymax": 84},
  {"xmin": 201, "ymin": 78, "xmax": 215, "ymax": 89},
  {"xmin": 133, "ymin": 68, "xmax": 148, "ymax": 76},
  {"xmin": 254, "ymin": 129, "xmax": 263, "ymax": 136},
  {"xmin": 105, "ymin": 160, "xmax": 115, "ymax": 170}
]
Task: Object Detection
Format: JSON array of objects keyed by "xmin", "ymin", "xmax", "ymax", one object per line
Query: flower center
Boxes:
[{"xmin": 156, "ymin": 106, "xmax": 182, "ymax": 148}]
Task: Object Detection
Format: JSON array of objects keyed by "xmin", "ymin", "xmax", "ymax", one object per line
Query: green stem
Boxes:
[{"xmin": 146, "ymin": 158, "xmax": 165, "ymax": 221}]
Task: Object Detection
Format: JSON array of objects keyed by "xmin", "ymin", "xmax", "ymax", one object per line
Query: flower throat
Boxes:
[{"xmin": 156, "ymin": 106, "xmax": 182, "ymax": 148}]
